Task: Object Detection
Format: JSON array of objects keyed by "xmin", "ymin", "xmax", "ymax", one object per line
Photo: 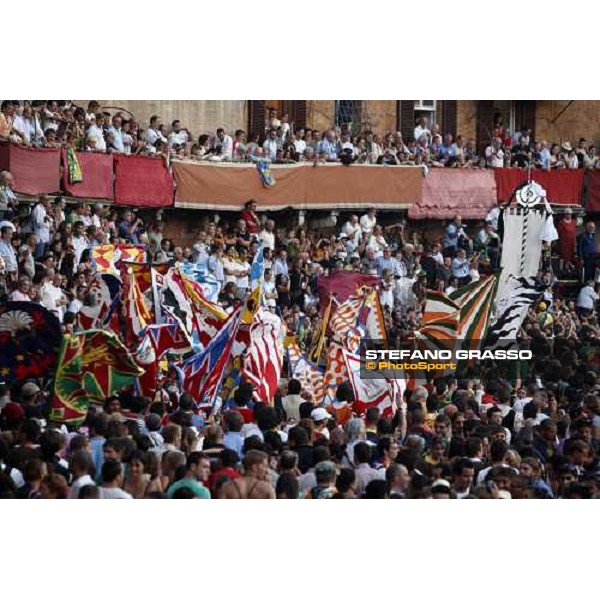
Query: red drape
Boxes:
[
  {"xmin": 61, "ymin": 150, "xmax": 114, "ymax": 200},
  {"xmin": 113, "ymin": 154, "xmax": 174, "ymax": 207},
  {"xmin": 0, "ymin": 143, "xmax": 61, "ymax": 195},
  {"xmin": 494, "ymin": 168, "xmax": 583, "ymax": 205},
  {"xmin": 317, "ymin": 272, "xmax": 379, "ymax": 312},
  {"xmin": 585, "ymin": 170, "xmax": 600, "ymax": 213}
]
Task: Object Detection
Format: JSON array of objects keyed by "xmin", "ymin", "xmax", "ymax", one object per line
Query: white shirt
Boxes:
[
  {"xmin": 68, "ymin": 475, "xmax": 96, "ymax": 499},
  {"xmin": 577, "ymin": 285, "xmax": 598, "ymax": 310},
  {"xmin": 168, "ymin": 130, "xmax": 189, "ymax": 148},
  {"xmin": 32, "ymin": 203, "xmax": 51, "ymax": 243},
  {"xmin": 342, "ymin": 221, "xmax": 362, "ymax": 246},
  {"xmin": 263, "ymin": 139, "xmax": 278, "ymax": 161},
  {"xmin": 360, "ymin": 214, "xmax": 377, "ymax": 236},
  {"xmin": 217, "ymin": 135, "xmax": 233, "ymax": 159},
  {"xmin": 485, "ymin": 146, "xmax": 504, "ymax": 168},
  {"xmin": 87, "ymin": 123, "xmax": 106, "ymax": 151},
  {"xmin": 236, "ymin": 261, "xmax": 250, "ymax": 290},
  {"xmin": 145, "ymin": 127, "xmax": 167, "ymax": 146},
  {"xmin": 223, "ymin": 258, "xmax": 240, "ymax": 285},
  {"xmin": 258, "ymin": 230, "xmax": 275, "ymax": 251},
  {"xmin": 99, "ymin": 487, "xmax": 133, "ymax": 499},
  {"xmin": 262, "ymin": 279, "xmax": 277, "ymax": 308},
  {"xmin": 72, "ymin": 234, "xmax": 89, "ymax": 267},
  {"xmin": 293, "ymin": 139, "xmax": 307, "ymax": 154},
  {"xmin": 41, "ymin": 282, "xmax": 65, "ymax": 320},
  {"xmin": 414, "ymin": 125, "xmax": 431, "ymax": 142}
]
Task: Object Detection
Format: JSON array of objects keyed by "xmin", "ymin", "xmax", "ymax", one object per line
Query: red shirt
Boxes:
[{"xmin": 241, "ymin": 209, "xmax": 260, "ymax": 234}]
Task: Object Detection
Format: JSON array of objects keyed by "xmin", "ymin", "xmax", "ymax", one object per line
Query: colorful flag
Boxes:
[
  {"xmin": 242, "ymin": 309, "xmax": 284, "ymax": 405},
  {"xmin": 50, "ymin": 330, "xmax": 144, "ymax": 424},
  {"xmin": 0, "ymin": 302, "xmax": 62, "ymax": 384},
  {"xmin": 66, "ymin": 147, "xmax": 83, "ymax": 183},
  {"xmin": 92, "ymin": 244, "xmax": 146, "ymax": 277},
  {"xmin": 421, "ymin": 290, "xmax": 460, "ymax": 325},
  {"xmin": 329, "ymin": 295, "xmax": 364, "ymax": 338},
  {"xmin": 324, "ymin": 340, "xmax": 349, "ymax": 388},
  {"xmin": 161, "ymin": 268, "xmax": 196, "ymax": 337},
  {"xmin": 317, "ymin": 271, "xmax": 379, "ymax": 312},
  {"xmin": 343, "ymin": 350, "xmax": 403, "ymax": 419},
  {"xmin": 122, "ymin": 268, "xmax": 151, "ymax": 344},
  {"xmin": 307, "ymin": 296, "xmax": 333, "ymax": 364},
  {"xmin": 180, "ymin": 309, "xmax": 242, "ymax": 406},
  {"xmin": 362, "ymin": 289, "xmax": 388, "ymax": 346},
  {"xmin": 257, "ymin": 160, "xmax": 276, "ymax": 187},
  {"xmin": 450, "ymin": 275, "xmax": 499, "ymax": 345},
  {"xmin": 78, "ymin": 273, "xmax": 121, "ymax": 331},
  {"xmin": 291, "ymin": 356, "xmax": 325, "ymax": 402}
]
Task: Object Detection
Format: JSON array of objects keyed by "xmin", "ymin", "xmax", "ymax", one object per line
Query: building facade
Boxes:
[{"xmin": 96, "ymin": 100, "xmax": 600, "ymax": 149}]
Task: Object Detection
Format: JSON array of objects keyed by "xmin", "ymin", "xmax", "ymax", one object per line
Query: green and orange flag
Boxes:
[{"xmin": 50, "ymin": 330, "xmax": 143, "ymax": 424}]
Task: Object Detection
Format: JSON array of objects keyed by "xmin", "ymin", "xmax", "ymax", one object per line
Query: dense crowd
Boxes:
[
  {"xmin": 3, "ymin": 101, "xmax": 600, "ymax": 170},
  {"xmin": 2, "ymin": 126, "xmax": 600, "ymax": 499}
]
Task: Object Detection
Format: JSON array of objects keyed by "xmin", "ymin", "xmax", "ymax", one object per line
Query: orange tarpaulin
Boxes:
[
  {"xmin": 408, "ymin": 169, "xmax": 497, "ymax": 220},
  {"xmin": 173, "ymin": 162, "xmax": 423, "ymax": 210}
]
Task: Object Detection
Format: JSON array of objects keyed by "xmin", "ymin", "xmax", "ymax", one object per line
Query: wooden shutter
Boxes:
[
  {"xmin": 248, "ymin": 100, "xmax": 266, "ymax": 138},
  {"xmin": 287, "ymin": 100, "xmax": 307, "ymax": 130},
  {"xmin": 398, "ymin": 100, "xmax": 415, "ymax": 140},
  {"xmin": 440, "ymin": 100, "xmax": 458, "ymax": 138},
  {"xmin": 476, "ymin": 100, "xmax": 494, "ymax": 152},
  {"xmin": 515, "ymin": 100, "xmax": 536, "ymax": 139}
]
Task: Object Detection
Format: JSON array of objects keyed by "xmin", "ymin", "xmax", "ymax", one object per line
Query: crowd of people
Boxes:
[
  {"xmin": 2, "ymin": 114, "xmax": 600, "ymax": 499},
  {"xmin": 3, "ymin": 101, "xmax": 600, "ymax": 170}
]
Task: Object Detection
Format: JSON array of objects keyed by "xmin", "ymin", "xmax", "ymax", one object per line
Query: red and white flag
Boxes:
[{"xmin": 243, "ymin": 309, "xmax": 284, "ymax": 405}]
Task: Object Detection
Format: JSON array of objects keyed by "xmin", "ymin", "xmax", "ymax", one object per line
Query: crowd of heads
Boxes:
[{"xmin": 3, "ymin": 102, "xmax": 599, "ymax": 170}]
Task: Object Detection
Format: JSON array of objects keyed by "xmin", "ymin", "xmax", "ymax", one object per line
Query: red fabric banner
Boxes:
[
  {"xmin": 113, "ymin": 154, "xmax": 174, "ymax": 207},
  {"xmin": 585, "ymin": 170, "xmax": 600, "ymax": 213},
  {"xmin": 0, "ymin": 143, "xmax": 61, "ymax": 195},
  {"xmin": 317, "ymin": 272, "xmax": 379, "ymax": 312},
  {"xmin": 61, "ymin": 150, "xmax": 114, "ymax": 200},
  {"xmin": 494, "ymin": 168, "xmax": 584, "ymax": 205},
  {"xmin": 408, "ymin": 169, "xmax": 497, "ymax": 220}
]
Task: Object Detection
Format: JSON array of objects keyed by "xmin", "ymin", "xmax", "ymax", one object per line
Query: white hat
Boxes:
[
  {"xmin": 0, "ymin": 220, "xmax": 16, "ymax": 231},
  {"xmin": 431, "ymin": 479, "xmax": 451, "ymax": 492},
  {"xmin": 311, "ymin": 408, "xmax": 330, "ymax": 422}
]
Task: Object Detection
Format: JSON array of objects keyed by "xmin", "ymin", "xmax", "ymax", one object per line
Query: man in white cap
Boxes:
[{"xmin": 311, "ymin": 407, "xmax": 331, "ymax": 440}]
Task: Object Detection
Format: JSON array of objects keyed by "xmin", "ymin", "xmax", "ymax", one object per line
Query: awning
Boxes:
[
  {"xmin": 173, "ymin": 162, "xmax": 423, "ymax": 210},
  {"xmin": 408, "ymin": 169, "xmax": 497, "ymax": 220},
  {"xmin": 0, "ymin": 142, "xmax": 61, "ymax": 196}
]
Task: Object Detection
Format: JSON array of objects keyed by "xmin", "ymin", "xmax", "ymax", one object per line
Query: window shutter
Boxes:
[
  {"xmin": 476, "ymin": 100, "xmax": 494, "ymax": 152},
  {"xmin": 248, "ymin": 100, "xmax": 266, "ymax": 138},
  {"xmin": 440, "ymin": 100, "xmax": 458, "ymax": 138},
  {"xmin": 291, "ymin": 100, "xmax": 307, "ymax": 130},
  {"xmin": 399, "ymin": 100, "xmax": 415, "ymax": 140},
  {"xmin": 515, "ymin": 100, "xmax": 536, "ymax": 139}
]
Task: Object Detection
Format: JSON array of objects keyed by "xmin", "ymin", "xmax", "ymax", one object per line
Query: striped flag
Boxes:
[
  {"xmin": 362, "ymin": 289, "xmax": 388, "ymax": 345},
  {"xmin": 242, "ymin": 309, "xmax": 284, "ymax": 405},
  {"xmin": 123, "ymin": 268, "xmax": 151, "ymax": 343},
  {"xmin": 329, "ymin": 295, "xmax": 364, "ymax": 337},
  {"xmin": 450, "ymin": 275, "xmax": 499, "ymax": 345},
  {"xmin": 92, "ymin": 244, "xmax": 146, "ymax": 277},
  {"xmin": 343, "ymin": 350, "xmax": 403, "ymax": 418},
  {"xmin": 422, "ymin": 289, "xmax": 460, "ymax": 324},
  {"xmin": 78, "ymin": 273, "xmax": 121, "ymax": 331},
  {"xmin": 180, "ymin": 309, "xmax": 242, "ymax": 406}
]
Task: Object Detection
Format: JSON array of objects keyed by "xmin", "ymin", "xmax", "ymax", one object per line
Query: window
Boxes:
[
  {"xmin": 335, "ymin": 100, "xmax": 360, "ymax": 131},
  {"xmin": 414, "ymin": 100, "xmax": 437, "ymax": 127}
]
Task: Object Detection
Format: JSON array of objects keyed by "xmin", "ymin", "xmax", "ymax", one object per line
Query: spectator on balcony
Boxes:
[
  {"xmin": 536, "ymin": 141, "xmax": 551, "ymax": 170},
  {"xmin": 240, "ymin": 199, "xmax": 261, "ymax": 235},
  {"xmin": 215, "ymin": 128, "xmax": 233, "ymax": 160},
  {"xmin": 86, "ymin": 115, "xmax": 106, "ymax": 152},
  {"xmin": 168, "ymin": 120, "xmax": 190, "ymax": 149},
  {"xmin": 364, "ymin": 131, "xmax": 382, "ymax": 164},
  {"xmin": 145, "ymin": 115, "xmax": 168, "ymax": 148},
  {"xmin": 511, "ymin": 137, "xmax": 532, "ymax": 168},
  {"xmin": 556, "ymin": 208, "xmax": 577, "ymax": 265},
  {"xmin": 107, "ymin": 116, "xmax": 125, "ymax": 153},
  {"xmin": 0, "ymin": 101, "xmax": 17, "ymax": 142},
  {"xmin": 317, "ymin": 129, "xmax": 340, "ymax": 161},
  {"xmin": 443, "ymin": 215, "xmax": 468, "ymax": 257},
  {"xmin": 12, "ymin": 105, "xmax": 43, "ymax": 146},
  {"xmin": 413, "ymin": 117, "xmax": 431, "ymax": 145},
  {"xmin": 360, "ymin": 208, "xmax": 377, "ymax": 237},
  {"xmin": 485, "ymin": 137, "xmax": 505, "ymax": 168},
  {"xmin": 261, "ymin": 128, "xmax": 277, "ymax": 161},
  {"xmin": 439, "ymin": 134, "xmax": 458, "ymax": 167},
  {"xmin": 451, "ymin": 249, "xmax": 471, "ymax": 286},
  {"xmin": 42, "ymin": 101, "xmax": 61, "ymax": 133}
]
